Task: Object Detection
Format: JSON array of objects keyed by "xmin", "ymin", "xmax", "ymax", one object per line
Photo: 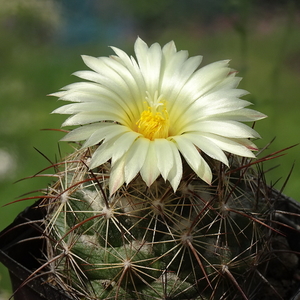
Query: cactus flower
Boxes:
[{"xmin": 52, "ymin": 37, "xmax": 266, "ymax": 194}]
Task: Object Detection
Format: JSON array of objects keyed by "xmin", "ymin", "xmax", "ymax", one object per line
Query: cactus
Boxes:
[
  {"xmin": 35, "ymin": 146, "xmax": 278, "ymax": 300},
  {"xmin": 9, "ymin": 38, "xmax": 299, "ymax": 300}
]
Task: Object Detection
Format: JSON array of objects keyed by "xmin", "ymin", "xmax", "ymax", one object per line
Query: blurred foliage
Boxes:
[
  {"xmin": 0, "ymin": 0, "xmax": 300, "ymax": 296},
  {"xmin": 0, "ymin": 0, "xmax": 62, "ymax": 44}
]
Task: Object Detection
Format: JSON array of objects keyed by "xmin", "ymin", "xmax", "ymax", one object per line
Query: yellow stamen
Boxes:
[{"xmin": 136, "ymin": 101, "xmax": 169, "ymax": 140}]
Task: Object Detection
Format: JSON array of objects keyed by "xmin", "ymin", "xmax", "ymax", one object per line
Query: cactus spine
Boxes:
[{"xmin": 39, "ymin": 146, "xmax": 274, "ymax": 300}]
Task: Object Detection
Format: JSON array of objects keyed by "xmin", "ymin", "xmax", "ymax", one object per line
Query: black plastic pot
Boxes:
[{"xmin": 0, "ymin": 200, "xmax": 73, "ymax": 300}]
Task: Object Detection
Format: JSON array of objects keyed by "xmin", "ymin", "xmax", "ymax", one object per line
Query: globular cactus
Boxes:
[
  {"xmin": 14, "ymin": 37, "xmax": 298, "ymax": 300},
  {"xmin": 40, "ymin": 148, "xmax": 275, "ymax": 300}
]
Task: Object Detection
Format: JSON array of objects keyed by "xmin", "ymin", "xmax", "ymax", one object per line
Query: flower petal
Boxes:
[
  {"xmin": 82, "ymin": 124, "xmax": 129, "ymax": 148},
  {"xmin": 124, "ymin": 137, "xmax": 150, "ymax": 184},
  {"xmin": 60, "ymin": 123, "xmax": 108, "ymax": 142},
  {"xmin": 172, "ymin": 135, "xmax": 212, "ymax": 184},
  {"xmin": 109, "ymin": 157, "xmax": 125, "ymax": 195},
  {"xmin": 134, "ymin": 38, "xmax": 163, "ymax": 95},
  {"xmin": 202, "ymin": 133, "xmax": 257, "ymax": 157},
  {"xmin": 111, "ymin": 131, "xmax": 140, "ymax": 163},
  {"xmin": 61, "ymin": 111, "xmax": 125, "ymax": 127},
  {"xmin": 153, "ymin": 139, "xmax": 174, "ymax": 181},
  {"xmin": 181, "ymin": 60, "xmax": 231, "ymax": 100},
  {"xmin": 183, "ymin": 133, "xmax": 229, "ymax": 166},
  {"xmin": 166, "ymin": 142, "xmax": 183, "ymax": 191},
  {"xmin": 189, "ymin": 120, "xmax": 261, "ymax": 139},
  {"xmin": 89, "ymin": 134, "xmax": 123, "ymax": 169},
  {"xmin": 140, "ymin": 141, "xmax": 160, "ymax": 187}
]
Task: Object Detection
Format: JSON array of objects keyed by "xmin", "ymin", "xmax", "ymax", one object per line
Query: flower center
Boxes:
[{"xmin": 137, "ymin": 98, "xmax": 169, "ymax": 140}]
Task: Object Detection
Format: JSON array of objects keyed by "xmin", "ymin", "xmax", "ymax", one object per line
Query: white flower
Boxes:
[{"xmin": 52, "ymin": 37, "xmax": 266, "ymax": 195}]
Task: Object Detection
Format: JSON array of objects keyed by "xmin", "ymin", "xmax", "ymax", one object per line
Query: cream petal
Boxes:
[
  {"xmin": 161, "ymin": 53, "xmax": 202, "ymax": 94},
  {"xmin": 169, "ymin": 62, "xmax": 233, "ymax": 126},
  {"xmin": 175, "ymin": 108, "xmax": 266, "ymax": 136},
  {"xmin": 55, "ymin": 88, "xmax": 139, "ymax": 125},
  {"xmin": 160, "ymin": 50, "xmax": 189, "ymax": 92},
  {"xmin": 88, "ymin": 129, "xmax": 138, "ymax": 170},
  {"xmin": 60, "ymin": 82, "xmax": 105, "ymax": 94},
  {"xmin": 140, "ymin": 141, "xmax": 160, "ymax": 187},
  {"xmin": 234, "ymin": 138, "xmax": 258, "ymax": 151},
  {"xmin": 153, "ymin": 139, "xmax": 174, "ymax": 181},
  {"xmin": 111, "ymin": 46, "xmax": 146, "ymax": 95},
  {"xmin": 81, "ymin": 56, "xmax": 139, "ymax": 107},
  {"xmin": 134, "ymin": 38, "xmax": 162, "ymax": 95},
  {"xmin": 110, "ymin": 46, "xmax": 134, "ymax": 67},
  {"xmin": 208, "ymin": 108, "xmax": 267, "ymax": 122},
  {"xmin": 101, "ymin": 55, "xmax": 142, "ymax": 92},
  {"xmin": 181, "ymin": 60, "xmax": 231, "ymax": 99},
  {"xmin": 81, "ymin": 55, "xmax": 122, "ymax": 78},
  {"xmin": 73, "ymin": 70, "xmax": 104, "ymax": 84},
  {"xmin": 60, "ymin": 123, "xmax": 111, "ymax": 142},
  {"xmin": 109, "ymin": 50, "xmax": 146, "ymax": 115},
  {"xmin": 124, "ymin": 138, "xmax": 150, "ymax": 184},
  {"xmin": 53, "ymin": 85, "xmax": 121, "ymax": 105},
  {"xmin": 202, "ymin": 133, "xmax": 257, "ymax": 157},
  {"xmin": 166, "ymin": 142, "xmax": 183, "ymax": 191},
  {"xmin": 161, "ymin": 53, "xmax": 203, "ymax": 102},
  {"xmin": 162, "ymin": 40, "xmax": 177, "ymax": 58},
  {"xmin": 193, "ymin": 89, "xmax": 250, "ymax": 111},
  {"xmin": 109, "ymin": 157, "xmax": 126, "ymax": 195},
  {"xmin": 53, "ymin": 91, "xmax": 105, "ymax": 103},
  {"xmin": 53, "ymin": 101, "xmax": 120, "ymax": 115},
  {"xmin": 82, "ymin": 124, "xmax": 129, "ymax": 148},
  {"xmin": 89, "ymin": 138, "xmax": 116, "ymax": 169},
  {"xmin": 49, "ymin": 91, "xmax": 66, "ymax": 98},
  {"xmin": 189, "ymin": 120, "xmax": 261, "ymax": 139},
  {"xmin": 172, "ymin": 95, "xmax": 252, "ymax": 133},
  {"xmin": 172, "ymin": 135, "xmax": 212, "ymax": 184},
  {"xmin": 111, "ymin": 131, "xmax": 140, "ymax": 163},
  {"xmin": 183, "ymin": 133, "xmax": 229, "ymax": 166},
  {"xmin": 208, "ymin": 73, "xmax": 242, "ymax": 92},
  {"xmin": 61, "ymin": 111, "xmax": 126, "ymax": 126}
]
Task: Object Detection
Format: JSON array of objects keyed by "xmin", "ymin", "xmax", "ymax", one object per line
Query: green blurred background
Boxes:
[{"xmin": 0, "ymin": 0, "xmax": 299, "ymax": 297}]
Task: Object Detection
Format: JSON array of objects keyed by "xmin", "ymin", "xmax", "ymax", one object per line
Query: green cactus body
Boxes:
[{"xmin": 42, "ymin": 148, "xmax": 271, "ymax": 300}]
